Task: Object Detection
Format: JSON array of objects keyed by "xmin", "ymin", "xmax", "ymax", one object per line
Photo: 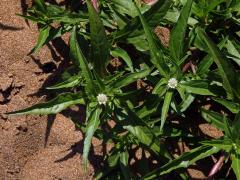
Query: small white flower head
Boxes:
[
  {"xmin": 167, "ymin": 78, "xmax": 178, "ymax": 89},
  {"xmin": 88, "ymin": 63, "xmax": 94, "ymax": 70},
  {"xmin": 97, "ymin": 93, "xmax": 108, "ymax": 105}
]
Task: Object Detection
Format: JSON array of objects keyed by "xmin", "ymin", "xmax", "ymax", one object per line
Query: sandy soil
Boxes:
[{"xmin": 0, "ymin": 0, "xmax": 96, "ymax": 179}]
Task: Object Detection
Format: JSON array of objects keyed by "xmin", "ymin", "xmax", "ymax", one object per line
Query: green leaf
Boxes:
[
  {"xmin": 114, "ymin": 0, "xmax": 172, "ymax": 41},
  {"xmin": 46, "ymin": 74, "xmax": 82, "ymax": 90},
  {"xmin": 232, "ymin": 149, "xmax": 240, "ymax": 180},
  {"xmin": 201, "ymin": 139, "xmax": 233, "ymax": 151},
  {"xmin": 143, "ymin": 145, "xmax": 220, "ymax": 179},
  {"xmin": 122, "ymin": 110, "xmax": 171, "ymax": 159},
  {"xmin": 135, "ymin": 3, "xmax": 169, "ymax": 77},
  {"xmin": 146, "ymin": 0, "xmax": 173, "ymax": 27},
  {"xmin": 110, "ymin": 68, "xmax": 151, "ymax": 89},
  {"xmin": 180, "ymin": 80, "xmax": 218, "ymax": 96},
  {"xmin": 136, "ymin": 95, "xmax": 160, "ymax": 119},
  {"xmin": 178, "ymin": 94, "xmax": 195, "ymax": 112},
  {"xmin": 29, "ymin": 26, "xmax": 50, "ymax": 54},
  {"xmin": 70, "ymin": 26, "xmax": 95, "ymax": 95},
  {"xmin": 225, "ymin": 39, "xmax": 240, "ymax": 67},
  {"xmin": 46, "ymin": 5, "xmax": 88, "ymax": 24},
  {"xmin": 196, "ymin": 37, "xmax": 228, "ymax": 75},
  {"xmin": 123, "ymin": 124, "xmax": 170, "ymax": 159},
  {"xmin": 169, "ymin": 0, "xmax": 193, "ymax": 63},
  {"xmin": 196, "ymin": 28, "xmax": 240, "ymax": 100},
  {"xmin": 213, "ymin": 98, "xmax": 240, "ymax": 114},
  {"xmin": 86, "ymin": 0, "xmax": 110, "ymax": 77},
  {"xmin": 108, "ymin": 151, "xmax": 120, "ymax": 168},
  {"xmin": 232, "ymin": 112, "xmax": 240, "ymax": 141},
  {"xmin": 120, "ymin": 151, "xmax": 131, "ymax": 180},
  {"xmin": 205, "ymin": 0, "xmax": 226, "ymax": 13},
  {"xmin": 111, "ymin": 48, "xmax": 134, "ymax": 72},
  {"xmin": 83, "ymin": 107, "xmax": 102, "ymax": 170},
  {"xmin": 160, "ymin": 91, "xmax": 173, "ymax": 132},
  {"xmin": 201, "ymin": 108, "xmax": 230, "ymax": 132},
  {"xmin": 109, "ymin": 0, "xmax": 138, "ymax": 18},
  {"xmin": 16, "ymin": 14, "xmax": 45, "ymax": 24},
  {"xmin": 152, "ymin": 125, "xmax": 192, "ymax": 138},
  {"xmin": 34, "ymin": 0, "xmax": 46, "ymax": 12},
  {"xmin": 152, "ymin": 78, "xmax": 167, "ymax": 94},
  {"xmin": 7, "ymin": 93, "xmax": 85, "ymax": 115}
]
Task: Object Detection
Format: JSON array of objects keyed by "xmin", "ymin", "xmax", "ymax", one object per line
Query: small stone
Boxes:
[
  {"xmin": 14, "ymin": 81, "xmax": 25, "ymax": 88},
  {"xmin": 16, "ymin": 124, "xmax": 28, "ymax": 132},
  {"xmin": 0, "ymin": 105, "xmax": 8, "ymax": 119},
  {"xmin": 8, "ymin": 73, "xmax": 13, "ymax": 78},
  {"xmin": 0, "ymin": 76, "xmax": 13, "ymax": 91},
  {"xmin": 2, "ymin": 121, "xmax": 11, "ymax": 130},
  {"xmin": 0, "ymin": 93, "xmax": 4, "ymax": 103},
  {"xmin": 24, "ymin": 58, "xmax": 30, "ymax": 63}
]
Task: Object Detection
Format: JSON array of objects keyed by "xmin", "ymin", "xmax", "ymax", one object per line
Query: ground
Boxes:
[{"xmin": 0, "ymin": 0, "xmax": 97, "ymax": 179}]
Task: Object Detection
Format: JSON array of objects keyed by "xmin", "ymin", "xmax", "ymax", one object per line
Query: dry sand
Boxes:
[{"xmin": 0, "ymin": 0, "xmax": 95, "ymax": 179}]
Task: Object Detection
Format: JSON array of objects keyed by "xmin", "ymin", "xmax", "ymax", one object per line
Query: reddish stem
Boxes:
[
  {"xmin": 182, "ymin": 60, "xmax": 194, "ymax": 73},
  {"xmin": 145, "ymin": 0, "xmax": 158, "ymax": 6},
  {"xmin": 207, "ymin": 152, "xmax": 226, "ymax": 179},
  {"xmin": 91, "ymin": 0, "xmax": 99, "ymax": 12}
]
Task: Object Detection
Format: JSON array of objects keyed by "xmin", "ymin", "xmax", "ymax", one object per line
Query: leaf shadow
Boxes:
[
  {"xmin": 27, "ymin": 37, "xmax": 71, "ymax": 148},
  {"xmin": 0, "ymin": 23, "xmax": 24, "ymax": 31},
  {"xmin": 28, "ymin": 37, "xmax": 70, "ymax": 98},
  {"xmin": 20, "ymin": 0, "xmax": 29, "ymax": 26},
  {"xmin": 54, "ymin": 139, "xmax": 104, "ymax": 171},
  {"xmin": 45, "ymin": 114, "xmax": 56, "ymax": 147}
]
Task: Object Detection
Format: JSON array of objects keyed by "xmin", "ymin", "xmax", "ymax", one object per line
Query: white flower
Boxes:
[
  {"xmin": 97, "ymin": 93, "xmax": 108, "ymax": 105},
  {"xmin": 167, "ymin": 78, "xmax": 178, "ymax": 89},
  {"xmin": 88, "ymin": 63, "xmax": 94, "ymax": 70}
]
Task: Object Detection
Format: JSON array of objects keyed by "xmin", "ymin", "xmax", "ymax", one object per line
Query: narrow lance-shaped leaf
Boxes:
[
  {"xmin": 231, "ymin": 148, "xmax": 240, "ymax": 180},
  {"xmin": 29, "ymin": 26, "xmax": 50, "ymax": 55},
  {"xmin": 120, "ymin": 151, "xmax": 131, "ymax": 180},
  {"xmin": 86, "ymin": 0, "xmax": 110, "ymax": 77},
  {"xmin": 178, "ymin": 94, "xmax": 195, "ymax": 112},
  {"xmin": 180, "ymin": 80, "xmax": 217, "ymax": 96},
  {"xmin": 123, "ymin": 110, "xmax": 171, "ymax": 159},
  {"xmin": 124, "ymin": 124, "xmax": 171, "ymax": 159},
  {"xmin": 196, "ymin": 28, "xmax": 240, "ymax": 100},
  {"xmin": 143, "ymin": 145, "xmax": 220, "ymax": 179},
  {"xmin": 232, "ymin": 112, "xmax": 240, "ymax": 140},
  {"xmin": 110, "ymin": 68, "xmax": 151, "ymax": 89},
  {"xmin": 201, "ymin": 139, "xmax": 233, "ymax": 151},
  {"xmin": 111, "ymin": 48, "xmax": 134, "ymax": 72},
  {"xmin": 109, "ymin": 0, "xmax": 138, "ymax": 18},
  {"xmin": 34, "ymin": 0, "xmax": 47, "ymax": 12},
  {"xmin": 213, "ymin": 98, "xmax": 240, "ymax": 114},
  {"xmin": 160, "ymin": 91, "xmax": 173, "ymax": 132},
  {"xmin": 114, "ymin": 0, "xmax": 172, "ymax": 41},
  {"xmin": 46, "ymin": 74, "xmax": 82, "ymax": 90},
  {"xmin": 134, "ymin": 3, "xmax": 169, "ymax": 77},
  {"xmin": 7, "ymin": 93, "xmax": 85, "ymax": 115},
  {"xmin": 205, "ymin": 0, "xmax": 226, "ymax": 13},
  {"xmin": 83, "ymin": 107, "xmax": 102, "ymax": 170},
  {"xmin": 169, "ymin": 0, "xmax": 193, "ymax": 63},
  {"xmin": 201, "ymin": 108, "xmax": 227, "ymax": 131},
  {"xmin": 196, "ymin": 37, "xmax": 228, "ymax": 75},
  {"xmin": 70, "ymin": 26, "xmax": 95, "ymax": 94}
]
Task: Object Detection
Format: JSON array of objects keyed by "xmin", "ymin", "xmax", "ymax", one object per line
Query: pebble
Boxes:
[
  {"xmin": 0, "ymin": 76, "xmax": 13, "ymax": 92},
  {"xmin": 0, "ymin": 93, "xmax": 4, "ymax": 103}
]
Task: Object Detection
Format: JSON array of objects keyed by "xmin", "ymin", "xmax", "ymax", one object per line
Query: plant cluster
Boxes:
[{"xmin": 8, "ymin": 0, "xmax": 240, "ymax": 179}]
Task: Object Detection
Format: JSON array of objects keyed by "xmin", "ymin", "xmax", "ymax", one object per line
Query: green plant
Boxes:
[{"xmin": 8, "ymin": 0, "xmax": 240, "ymax": 179}]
